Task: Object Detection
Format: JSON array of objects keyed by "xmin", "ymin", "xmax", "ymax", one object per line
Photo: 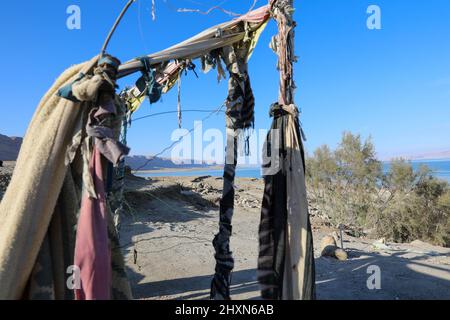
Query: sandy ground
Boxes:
[{"xmin": 119, "ymin": 175, "xmax": 450, "ymax": 300}]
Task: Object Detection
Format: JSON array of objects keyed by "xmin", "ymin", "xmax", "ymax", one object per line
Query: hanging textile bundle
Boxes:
[
  {"xmin": 256, "ymin": 0, "xmax": 316, "ymax": 300},
  {"xmin": 257, "ymin": 103, "xmax": 315, "ymax": 300},
  {"xmin": 209, "ymin": 7, "xmax": 269, "ymax": 300},
  {"xmin": 0, "ymin": 55, "xmax": 132, "ymax": 300},
  {"xmin": 117, "ymin": 5, "xmax": 271, "ymax": 78},
  {"xmin": 222, "ymin": 44, "xmax": 255, "ymax": 131},
  {"xmin": 73, "ymin": 55, "xmax": 131, "ymax": 300},
  {"xmin": 210, "ymin": 40, "xmax": 256, "ymax": 300}
]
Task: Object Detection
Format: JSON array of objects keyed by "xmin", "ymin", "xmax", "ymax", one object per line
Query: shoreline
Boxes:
[
  {"xmin": 133, "ymin": 166, "xmax": 224, "ymax": 174},
  {"xmin": 132, "ymin": 161, "xmax": 450, "ymax": 182},
  {"xmin": 134, "ymin": 165, "xmax": 261, "ymax": 175}
]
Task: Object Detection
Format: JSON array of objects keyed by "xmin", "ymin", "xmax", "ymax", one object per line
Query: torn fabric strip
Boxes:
[{"xmin": 74, "ymin": 147, "xmax": 111, "ymax": 300}]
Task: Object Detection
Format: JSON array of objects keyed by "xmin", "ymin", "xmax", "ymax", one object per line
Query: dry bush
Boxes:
[{"xmin": 306, "ymin": 132, "xmax": 450, "ymax": 247}]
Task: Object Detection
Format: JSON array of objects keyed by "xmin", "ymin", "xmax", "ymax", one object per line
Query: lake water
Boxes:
[
  {"xmin": 137, "ymin": 159, "xmax": 450, "ymax": 182},
  {"xmin": 382, "ymin": 159, "xmax": 450, "ymax": 182},
  {"xmin": 139, "ymin": 168, "xmax": 264, "ymax": 179}
]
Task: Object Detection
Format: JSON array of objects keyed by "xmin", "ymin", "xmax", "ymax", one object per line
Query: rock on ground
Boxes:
[{"xmin": 0, "ymin": 161, "xmax": 14, "ymax": 201}]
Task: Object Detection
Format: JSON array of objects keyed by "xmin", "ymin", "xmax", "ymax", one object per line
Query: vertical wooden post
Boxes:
[
  {"xmin": 260, "ymin": 0, "xmax": 316, "ymax": 300},
  {"xmin": 270, "ymin": 0, "xmax": 296, "ymax": 106}
]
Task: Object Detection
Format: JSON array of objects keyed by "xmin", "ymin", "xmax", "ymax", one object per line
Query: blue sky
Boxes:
[{"xmin": 0, "ymin": 0, "xmax": 449, "ymax": 160}]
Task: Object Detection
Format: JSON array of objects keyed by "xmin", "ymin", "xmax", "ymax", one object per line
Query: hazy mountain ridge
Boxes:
[
  {"xmin": 385, "ymin": 150, "xmax": 450, "ymax": 161},
  {"xmin": 407, "ymin": 150, "xmax": 450, "ymax": 161},
  {"xmin": 0, "ymin": 134, "xmax": 23, "ymax": 161},
  {"xmin": 0, "ymin": 133, "xmax": 215, "ymax": 170},
  {"xmin": 125, "ymin": 155, "xmax": 214, "ymax": 171}
]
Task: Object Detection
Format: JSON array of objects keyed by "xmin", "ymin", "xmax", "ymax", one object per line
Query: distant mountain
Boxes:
[
  {"xmin": 408, "ymin": 150, "xmax": 450, "ymax": 161},
  {"xmin": 0, "ymin": 134, "xmax": 215, "ymax": 170},
  {"xmin": 0, "ymin": 134, "xmax": 22, "ymax": 161},
  {"xmin": 385, "ymin": 150, "xmax": 450, "ymax": 161},
  {"xmin": 125, "ymin": 155, "xmax": 214, "ymax": 171}
]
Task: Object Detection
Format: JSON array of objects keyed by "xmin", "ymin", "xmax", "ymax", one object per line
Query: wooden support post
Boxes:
[{"xmin": 270, "ymin": 0, "xmax": 296, "ymax": 106}]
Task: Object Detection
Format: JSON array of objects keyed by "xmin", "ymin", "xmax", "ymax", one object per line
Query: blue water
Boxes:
[
  {"xmin": 138, "ymin": 159, "xmax": 450, "ymax": 182},
  {"xmin": 382, "ymin": 159, "xmax": 450, "ymax": 182},
  {"xmin": 139, "ymin": 168, "xmax": 263, "ymax": 179}
]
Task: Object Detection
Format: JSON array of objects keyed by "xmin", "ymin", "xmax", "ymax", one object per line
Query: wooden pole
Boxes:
[
  {"xmin": 267, "ymin": 0, "xmax": 317, "ymax": 301},
  {"xmin": 270, "ymin": 0, "xmax": 296, "ymax": 106},
  {"xmin": 101, "ymin": 0, "xmax": 136, "ymax": 58}
]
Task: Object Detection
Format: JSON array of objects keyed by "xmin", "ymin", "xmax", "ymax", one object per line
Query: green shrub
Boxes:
[{"xmin": 306, "ymin": 132, "xmax": 450, "ymax": 247}]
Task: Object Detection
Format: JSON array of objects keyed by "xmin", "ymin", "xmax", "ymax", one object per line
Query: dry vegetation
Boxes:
[{"xmin": 306, "ymin": 132, "xmax": 450, "ymax": 247}]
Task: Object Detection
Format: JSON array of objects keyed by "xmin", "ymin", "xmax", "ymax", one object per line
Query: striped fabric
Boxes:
[
  {"xmin": 225, "ymin": 72, "xmax": 255, "ymax": 130},
  {"xmin": 257, "ymin": 103, "xmax": 316, "ymax": 300},
  {"xmin": 210, "ymin": 42, "xmax": 256, "ymax": 300},
  {"xmin": 211, "ymin": 134, "xmax": 237, "ymax": 300}
]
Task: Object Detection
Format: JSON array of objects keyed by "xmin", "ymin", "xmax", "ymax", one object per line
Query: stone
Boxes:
[
  {"xmin": 320, "ymin": 235, "xmax": 337, "ymax": 257},
  {"xmin": 334, "ymin": 248, "xmax": 348, "ymax": 261}
]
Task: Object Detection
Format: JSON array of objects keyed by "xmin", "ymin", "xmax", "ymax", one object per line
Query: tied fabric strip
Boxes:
[
  {"xmin": 211, "ymin": 132, "xmax": 237, "ymax": 300},
  {"xmin": 74, "ymin": 147, "xmax": 111, "ymax": 300},
  {"xmin": 86, "ymin": 103, "xmax": 130, "ymax": 167}
]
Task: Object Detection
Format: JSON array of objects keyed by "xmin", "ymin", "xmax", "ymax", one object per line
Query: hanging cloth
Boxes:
[
  {"xmin": 257, "ymin": 103, "xmax": 315, "ymax": 300},
  {"xmin": 74, "ymin": 147, "xmax": 111, "ymax": 300},
  {"xmin": 74, "ymin": 55, "xmax": 130, "ymax": 300},
  {"xmin": 0, "ymin": 55, "xmax": 131, "ymax": 300},
  {"xmin": 222, "ymin": 45, "xmax": 255, "ymax": 131},
  {"xmin": 210, "ymin": 131, "xmax": 237, "ymax": 300},
  {"xmin": 210, "ymin": 40, "xmax": 256, "ymax": 300}
]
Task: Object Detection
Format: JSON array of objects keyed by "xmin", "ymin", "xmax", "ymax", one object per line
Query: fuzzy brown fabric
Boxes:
[{"xmin": 0, "ymin": 57, "xmax": 99, "ymax": 299}]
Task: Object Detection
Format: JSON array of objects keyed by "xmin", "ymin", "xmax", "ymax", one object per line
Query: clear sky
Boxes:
[{"xmin": 0, "ymin": 0, "xmax": 449, "ymax": 160}]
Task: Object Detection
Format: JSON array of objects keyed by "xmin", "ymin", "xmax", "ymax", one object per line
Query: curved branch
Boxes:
[{"xmin": 101, "ymin": 0, "xmax": 137, "ymax": 57}]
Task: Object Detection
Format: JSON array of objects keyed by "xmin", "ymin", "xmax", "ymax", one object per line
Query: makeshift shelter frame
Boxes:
[
  {"xmin": 0, "ymin": 0, "xmax": 315, "ymax": 301},
  {"xmin": 108, "ymin": 0, "xmax": 315, "ymax": 300}
]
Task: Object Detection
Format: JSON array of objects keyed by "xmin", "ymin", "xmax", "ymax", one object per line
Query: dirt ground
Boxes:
[
  {"xmin": 119, "ymin": 175, "xmax": 450, "ymax": 300},
  {"xmin": 0, "ymin": 161, "xmax": 14, "ymax": 201}
]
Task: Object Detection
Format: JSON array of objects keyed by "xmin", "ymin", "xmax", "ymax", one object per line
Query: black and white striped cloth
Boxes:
[{"xmin": 257, "ymin": 103, "xmax": 316, "ymax": 300}]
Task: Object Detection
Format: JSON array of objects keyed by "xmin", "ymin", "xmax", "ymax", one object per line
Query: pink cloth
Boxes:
[
  {"xmin": 238, "ymin": 5, "xmax": 270, "ymax": 23},
  {"xmin": 74, "ymin": 147, "xmax": 111, "ymax": 300}
]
